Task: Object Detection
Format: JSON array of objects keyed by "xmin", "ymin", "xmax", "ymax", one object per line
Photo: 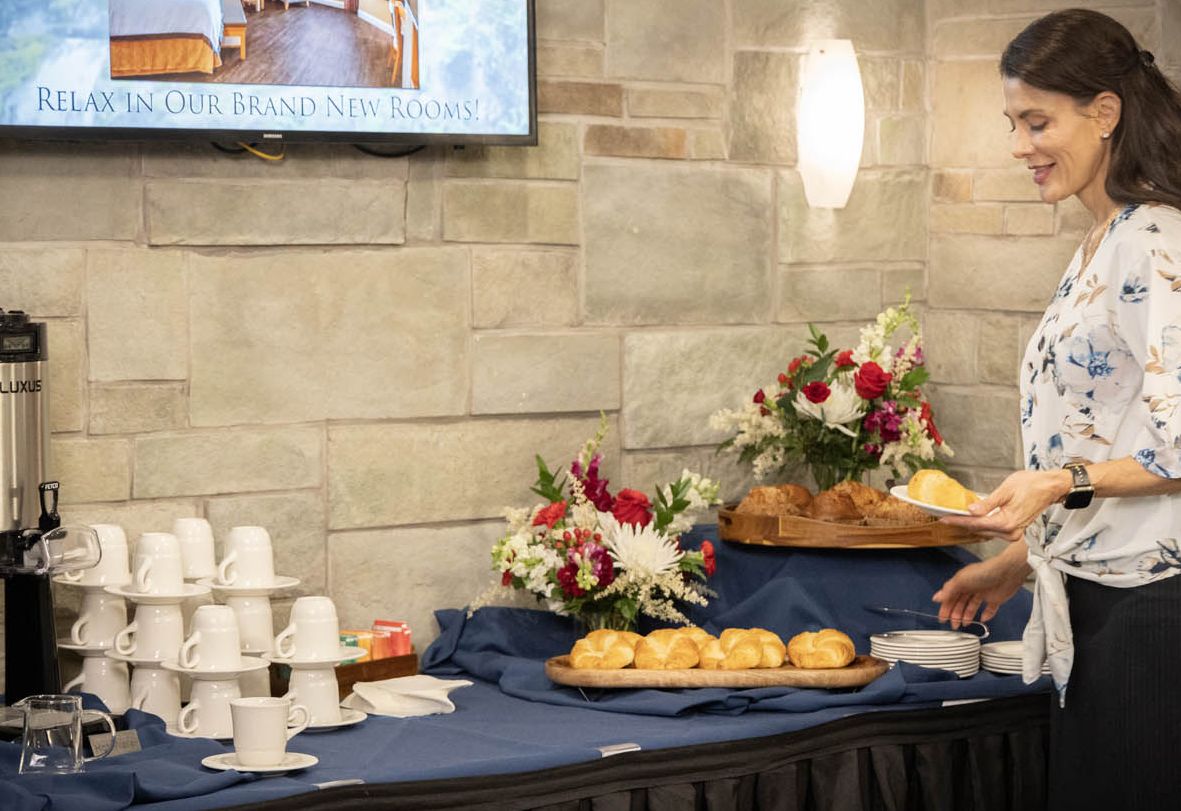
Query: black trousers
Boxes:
[{"xmin": 1048, "ymin": 572, "xmax": 1181, "ymax": 811}]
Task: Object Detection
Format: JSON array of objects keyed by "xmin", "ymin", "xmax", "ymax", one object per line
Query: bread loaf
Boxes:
[
  {"xmin": 569, "ymin": 629, "xmax": 643, "ymax": 669},
  {"xmin": 806, "ymin": 489, "xmax": 860, "ymax": 522},
  {"xmin": 868, "ymin": 495, "xmax": 935, "ymax": 524},
  {"xmin": 829, "ymin": 480, "xmax": 885, "ymax": 516},
  {"xmin": 776, "ymin": 484, "xmax": 813, "ymax": 513},
  {"xmin": 786, "ymin": 629, "xmax": 856, "ymax": 669},
  {"xmin": 633, "ymin": 628, "xmax": 701, "ymax": 670},
  {"xmin": 907, "ymin": 469, "xmax": 979, "ymax": 512},
  {"xmin": 736, "ymin": 486, "xmax": 802, "ymax": 517}
]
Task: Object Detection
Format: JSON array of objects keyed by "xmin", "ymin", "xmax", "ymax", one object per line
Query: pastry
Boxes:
[
  {"xmin": 633, "ymin": 628, "xmax": 701, "ymax": 670},
  {"xmin": 806, "ymin": 489, "xmax": 860, "ymax": 521},
  {"xmin": 569, "ymin": 629, "xmax": 643, "ymax": 669},
  {"xmin": 739, "ymin": 627, "xmax": 787, "ymax": 668},
  {"xmin": 699, "ymin": 630, "xmax": 762, "ymax": 670},
  {"xmin": 776, "ymin": 484, "xmax": 813, "ymax": 513},
  {"xmin": 869, "ymin": 495, "xmax": 935, "ymax": 524},
  {"xmin": 677, "ymin": 626, "xmax": 717, "ymax": 651},
  {"xmin": 786, "ymin": 629, "xmax": 856, "ymax": 669},
  {"xmin": 907, "ymin": 469, "xmax": 979, "ymax": 512},
  {"xmin": 736, "ymin": 486, "xmax": 802, "ymax": 516},
  {"xmin": 829, "ymin": 480, "xmax": 885, "ymax": 516}
]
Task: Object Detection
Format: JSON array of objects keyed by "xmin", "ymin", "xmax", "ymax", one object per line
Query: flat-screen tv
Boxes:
[{"xmin": 0, "ymin": 0, "xmax": 535, "ymax": 145}]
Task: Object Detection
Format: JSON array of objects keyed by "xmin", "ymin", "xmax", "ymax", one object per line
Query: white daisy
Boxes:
[{"xmin": 601, "ymin": 516, "xmax": 683, "ymax": 578}]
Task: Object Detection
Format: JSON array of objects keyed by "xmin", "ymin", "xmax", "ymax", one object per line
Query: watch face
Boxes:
[{"xmin": 1064, "ymin": 489, "xmax": 1094, "ymax": 510}]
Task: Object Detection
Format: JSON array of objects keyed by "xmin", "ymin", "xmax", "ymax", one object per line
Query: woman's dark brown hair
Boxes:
[{"xmin": 1000, "ymin": 9, "xmax": 1181, "ymax": 210}]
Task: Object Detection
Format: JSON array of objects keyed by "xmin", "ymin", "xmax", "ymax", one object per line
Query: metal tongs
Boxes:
[{"xmin": 867, "ymin": 605, "xmax": 991, "ymax": 638}]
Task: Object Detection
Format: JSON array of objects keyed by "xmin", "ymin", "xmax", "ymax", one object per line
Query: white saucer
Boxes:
[
  {"xmin": 56, "ymin": 639, "xmax": 112, "ymax": 657},
  {"xmin": 53, "ymin": 575, "xmax": 131, "ymax": 590},
  {"xmin": 103, "ymin": 583, "xmax": 211, "ymax": 604},
  {"xmin": 105, "ymin": 650, "xmax": 171, "ymax": 667},
  {"xmin": 305, "ymin": 707, "xmax": 367, "ymax": 732},
  {"xmin": 263, "ymin": 646, "xmax": 365, "ymax": 668},
  {"xmin": 196, "ymin": 575, "xmax": 301, "ymax": 597},
  {"xmin": 202, "ymin": 751, "xmax": 318, "ymax": 773},
  {"xmin": 162, "ymin": 655, "xmax": 270, "ymax": 680},
  {"xmin": 889, "ymin": 485, "xmax": 986, "ymax": 517},
  {"xmin": 170, "ymin": 728, "xmax": 233, "ymax": 742}
]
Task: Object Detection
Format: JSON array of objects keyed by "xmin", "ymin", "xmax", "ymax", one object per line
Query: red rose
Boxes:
[
  {"xmin": 920, "ymin": 401, "xmax": 944, "ymax": 446},
  {"xmin": 802, "ymin": 381, "xmax": 831, "ymax": 404},
  {"xmin": 612, "ymin": 489, "xmax": 652, "ymax": 528},
  {"xmin": 777, "ymin": 372, "xmax": 788, "ymax": 385},
  {"xmin": 787, "ymin": 355, "xmax": 806, "ymax": 375},
  {"xmin": 532, "ymin": 500, "xmax": 567, "ymax": 529},
  {"xmin": 835, "ymin": 350, "xmax": 856, "ymax": 368},
  {"xmin": 753, "ymin": 389, "xmax": 766, "ymax": 405},
  {"xmin": 854, "ymin": 362, "xmax": 892, "ymax": 400},
  {"xmin": 701, "ymin": 540, "xmax": 716, "ymax": 577}
]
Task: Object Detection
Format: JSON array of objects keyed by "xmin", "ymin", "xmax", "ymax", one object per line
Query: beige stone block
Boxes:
[
  {"xmin": 328, "ymin": 417, "xmax": 620, "ymax": 528},
  {"xmin": 443, "ymin": 182, "xmax": 579, "ymax": 244},
  {"xmin": 141, "ymin": 142, "xmax": 409, "ymax": 182},
  {"xmin": 689, "ymin": 129, "xmax": 727, "ymax": 161},
  {"xmin": 859, "ymin": 114, "xmax": 879, "ymax": 169},
  {"xmin": 536, "ymin": 0, "xmax": 604, "ymax": 41},
  {"xmin": 973, "ymin": 168, "xmax": 1042, "ymax": 202},
  {"xmin": 980, "ymin": 5, "xmax": 1156, "ymax": 49},
  {"xmin": 929, "ymin": 387, "xmax": 1020, "ymax": 468},
  {"xmin": 583, "ymin": 125, "xmax": 688, "ymax": 159},
  {"xmin": 780, "ymin": 170, "xmax": 927, "ymax": 263},
  {"xmin": 883, "ymin": 266, "xmax": 926, "ymax": 305},
  {"xmin": 1005, "ymin": 204, "xmax": 1055, "ymax": 236},
  {"xmin": 621, "ymin": 447, "xmax": 759, "ymax": 509},
  {"xmin": 405, "ymin": 146, "xmax": 444, "ymax": 242},
  {"xmin": 0, "ymin": 250, "xmax": 84, "ymax": 317},
  {"xmin": 978, "ymin": 314, "xmax": 1024, "ymax": 386},
  {"xmin": 627, "ymin": 87, "xmax": 723, "ymax": 119},
  {"xmin": 87, "ymin": 249, "xmax": 187, "ymax": 381},
  {"xmin": 933, "ymin": 18, "xmax": 1031, "ymax": 58},
  {"xmin": 929, "ymin": 235, "xmax": 1078, "ymax": 311},
  {"xmin": 189, "ymin": 248, "xmax": 468, "ymax": 425},
  {"xmin": 90, "ymin": 384, "xmax": 186, "ymax": 435},
  {"xmin": 923, "ymin": 311, "xmax": 978, "ymax": 384},
  {"xmin": 472, "ymin": 333, "xmax": 620, "ymax": 414},
  {"xmin": 583, "ymin": 163, "xmax": 772, "ymax": 325},
  {"xmin": 1166, "ymin": 1, "xmax": 1181, "ymax": 69},
  {"xmin": 931, "ymin": 204, "xmax": 1004, "ymax": 234},
  {"xmin": 537, "ymin": 81, "xmax": 623, "ymax": 116},
  {"xmin": 1055, "ymin": 196, "xmax": 1092, "ymax": 237},
  {"xmin": 934, "ymin": 170, "xmax": 972, "ymax": 202},
  {"xmin": 862, "ymin": 58, "xmax": 900, "ymax": 111},
  {"xmin": 52, "ymin": 438, "xmax": 131, "ymax": 504},
  {"xmin": 778, "ymin": 266, "xmax": 881, "ymax": 322},
  {"xmin": 901, "ymin": 61, "xmax": 924, "ymax": 112},
  {"xmin": 537, "ymin": 42, "xmax": 604, "ymax": 77},
  {"xmin": 878, "ymin": 116, "xmax": 925, "ymax": 166},
  {"xmin": 135, "ymin": 427, "xmax": 323, "ymax": 499},
  {"xmin": 146, "ymin": 181, "xmax": 406, "ymax": 246},
  {"xmin": 60, "ymin": 500, "xmax": 202, "ymax": 545},
  {"xmin": 329, "ymin": 522, "xmax": 505, "ymax": 648},
  {"xmin": 927, "ymin": 0, "xmax": 980, "ymax": 18},
  {"xmin": 446, "ymin": 122, "xmax": 579, "ymax": 180},
  {"xmin": 0, "ymin": 142, "xmax": 140, "ymax": 242},
  {"xmin": 206, "ymin": 492, "xmax": 327, "ymax": 597},
  {"xmin": 606, "ymin": 0, "xmax": 723, "ymax": 82},
  {"xmin": 728, "ymin": 51, "xmax": 797, "ymax": 165},
  {"xmin": 622, "ymin": 327, "xmax": 809, "ymax": 449},
  {"xmin": 47, "ymin": 320, "xmax": 85, "ymax": 434},
  {"xmin": 732, "ymin": 0, "xmax": 923, "ymax": 53},
  {"xmin": 472, "ymin": 249, "xmax": 579, "ymax": 328},
  {"xmin": 931, "ymin": 62, "xmax": 1011, "ymax": 168},
  {"xmin": 988, "ymin": 0, "xmax": 1144, "ymax": 11}
]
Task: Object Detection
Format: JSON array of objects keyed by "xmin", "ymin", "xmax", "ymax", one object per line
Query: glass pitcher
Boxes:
[{"xmin": 15, "ymin": 694, "xmax": 116, "ymax": 774}]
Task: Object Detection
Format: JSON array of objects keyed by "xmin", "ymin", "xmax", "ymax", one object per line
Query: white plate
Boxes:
[
  {"xmin": 103, "ymin": 583, "xmax": 211, "ymax": 604},
  {"xmin": 872, "ymin": 630, "xmax": 980, "ymax": 643},
  {"xmin": 161, "ymin": 655, "xmax": 269, "ymax": 680},
  {"xmin": 106, "ymin": 650, "xmax": 171, "ymax": 666},
  {"xmin": 889, "ymin": 485, "xmax": 984, "ymax": 517},
  {"xmin": 53, "ymin": 575, "xmax": 131, "ymax": 590},
  {"xmin": 195, "ymin": 575, "xmax": 301, "ymax": 597},
  {"xmin": 202, "ymin": 751, "xmax": 318, "ymax": 773},
  {"xmin": 56, "ymin": 639, "xmax": 112, "ymax": 657},
  {"xmin": 872, "ymin": 650, "xmax": 980, "ymax": 661},
  {"xmin": 981, "ymin": 640, "xmax": 1024, "ymax": 657},
  {"xmin": 263, "ymin": 647, "xmax": 365, "ymax": 668},
  {"xmin": 305, "ymin": 707, "xmax": 367, "ymax": 732}
]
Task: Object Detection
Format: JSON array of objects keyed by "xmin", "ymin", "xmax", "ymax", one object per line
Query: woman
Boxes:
[{"xmin": 931, "ymin": 9, "xmax": 1181, "ymax": 810}]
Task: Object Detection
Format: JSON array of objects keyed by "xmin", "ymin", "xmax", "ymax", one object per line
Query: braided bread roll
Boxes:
[
  {"xmin": 736, "ymin": 628, "xmax": 787, "ymax": 668},
  {"xmin": 569, "ymin": 629, "xmax": 643, "ymax": 669},
  {"xmin": 699, "ymin": 630, "xmax": 762, "ymax": 670},
  {"xmin": 633, "ymin": 628, "xmax": 701, "ymax": 669},
  {"xmin": 786, "ymin": 629, "xmax": 856, "ymax": 669}
]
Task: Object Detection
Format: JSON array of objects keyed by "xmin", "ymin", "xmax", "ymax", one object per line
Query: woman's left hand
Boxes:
[{"xmin": 940, "ymin": 469, "xmax": 1070, "ymax": 541}]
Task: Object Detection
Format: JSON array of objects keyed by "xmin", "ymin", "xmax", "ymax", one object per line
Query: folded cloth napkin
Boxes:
[{"xmin": 342, "ymin": 675, "xmax": 473, "ymax": 718}]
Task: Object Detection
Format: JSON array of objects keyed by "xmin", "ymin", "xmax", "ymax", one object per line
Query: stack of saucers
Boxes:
[
  {"xmin": 870, "ymin": 630, "xmax": 980, "ymax": 678},
  {"xmin": 980, "ymin": 640, "xmax": 1050, "ymax": 676}
]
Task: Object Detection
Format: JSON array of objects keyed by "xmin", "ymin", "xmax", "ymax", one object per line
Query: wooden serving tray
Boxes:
[
  {"xmin": 718, "ymin": 506, "xmax": 980, "ymax": 549},
  {"xmin": 545, "ymin": 654, "xmax": 888, "ymax": 689}
]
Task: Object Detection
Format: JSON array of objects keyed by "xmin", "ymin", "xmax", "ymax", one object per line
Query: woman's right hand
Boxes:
[{"xmin": 932, "ymin": 543, "xmax": 1030, "ymax": 629}]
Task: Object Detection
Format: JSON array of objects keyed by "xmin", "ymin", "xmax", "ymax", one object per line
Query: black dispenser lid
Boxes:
[{"xmin": 0, "ymin": 309, "xmax": 46, "ymax": 363}]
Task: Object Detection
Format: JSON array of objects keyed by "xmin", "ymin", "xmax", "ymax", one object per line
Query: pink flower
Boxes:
[
  {"xmin": 582, "ymin": 542, "xmax": 615, "ymax": 588},
  {"xmin": 802, "ymin": 381, "xmax": 831, "ymax": 404},
  {"xmin": 571, "ymin": 455, "xmax": 614, "ymax": 512},
  {"xmin": 556, "ymin": 562, "xmax": 584, "ymax": 597},
  {"xmin": 863, "ymin": 402, "xmax": 903, "ymax": 443}
]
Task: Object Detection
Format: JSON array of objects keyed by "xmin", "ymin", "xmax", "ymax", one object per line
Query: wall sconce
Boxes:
[{"xmin": 797, "ymin": 39, "xmax": 865, "ymax": 209}]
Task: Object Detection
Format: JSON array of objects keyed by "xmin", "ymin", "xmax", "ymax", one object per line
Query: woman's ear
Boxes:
[{"xmin": 1092, "ymin": 90, "xmax": 1122, "ymax": 138}]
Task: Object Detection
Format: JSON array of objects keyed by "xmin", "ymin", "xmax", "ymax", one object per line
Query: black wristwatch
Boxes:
[{"xmin": 1062, "ymin": 463, "xmax": 1094, "ymax": 510}]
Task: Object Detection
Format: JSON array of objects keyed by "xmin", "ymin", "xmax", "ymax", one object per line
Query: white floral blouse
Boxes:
[{"xmin": 1019, "ymin": 202, "xmax": 1181, "ymax": 702}]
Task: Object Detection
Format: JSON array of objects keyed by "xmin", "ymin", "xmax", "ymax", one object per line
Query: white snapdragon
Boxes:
[
  {"xmin": 503, "ymin": 506, "xmax": 533, "ymax": 534},
  {"xmin": 709, "ymin": 397, "xmax": 787, "ymax": 450},
  {"xmin": 752, "ymin": 445, "xmax": 786, "ymax": 480}
]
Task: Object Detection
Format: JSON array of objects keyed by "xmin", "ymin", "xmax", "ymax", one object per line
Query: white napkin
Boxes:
[{"xmin": 341, "ymin": 675, "xmax": 473, "ymax": 718}]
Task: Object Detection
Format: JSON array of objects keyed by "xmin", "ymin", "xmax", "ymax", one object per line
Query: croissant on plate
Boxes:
[
  {"xmin": 569, "ymin": 629, "xmax": 643, "ymax": 669},
  {"xmin": 787, "ymin": 629, "xmax": 856, "ymax": 669}
]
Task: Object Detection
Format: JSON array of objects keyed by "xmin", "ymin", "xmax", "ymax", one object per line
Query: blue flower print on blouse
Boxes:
[
  {"xmin": 1021, "ymin": 394, "xmax": 1035, "ymax": 427},
  {"xmin": 1056, "ymin": 323, "xmax": 1139, "ymax": 401},
  {"xmin": 1120, "ymin": 275, "xmax": 1149, "ymax": 303},
  {"xmin": 1142, "ymin": 539, "xmax": 1181, "ymax": 575},
  {"xmin": 1161, "ymin": 325, "xmax": 1181, "ymax": 383},
  {"xmin": 1054, "ymin": 274, "xmax": 1075, "ymax": 300}
]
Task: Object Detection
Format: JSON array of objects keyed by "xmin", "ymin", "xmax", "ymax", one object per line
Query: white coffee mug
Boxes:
[
  {"xmin": 273, "ymin": 596, "xmax": 339, "ymax": 661},
  {"xmin": 177, "ymin": 678, "xmax": 241, "ymax": 738},
  {"xmin": 173, "ymin": 518, "xmax": 217, "ymax": 581},
  {"xmin": 70, "ymin": 591, "xmax": 127, "ymax": 647},
  {"xmin": 131, "ymin": 533, "xmax": 184, "ymax": 595},
  {"xmin": 179, "ymin": 605, "xmax": 241, "ymax": 671},
  {"xmin": 230, "ymin": 697, "xmax": 310, "ymax": 767},
  {"xmin": 62, "ymin": 524, "xmax": 130, "ymax": 587},
  {"xmin": 130, "ymin": 664, "xmax": 181, "ymax": 728},
  {"xmin": 283, "ymin": 667, "xmax": 341, "ymax": 725},
  {"xmin": 114, "ymin": 603, "xmax": 185, "ymax": 660},
  {"xmin": 63, "ymin": 657, "xmax": 131, "ymax": 714},
  {"xmin": 217, "ymin": 526, "xmax": 275, "ymax": 588},
  {"xmin": 224, "ymin": 595, "xmax": 274, "ymax": 654}
]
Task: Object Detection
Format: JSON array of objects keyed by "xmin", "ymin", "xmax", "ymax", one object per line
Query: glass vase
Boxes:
[{"xmin": 577, "ymin": 606, "xmax": 636, "ymax": 634}]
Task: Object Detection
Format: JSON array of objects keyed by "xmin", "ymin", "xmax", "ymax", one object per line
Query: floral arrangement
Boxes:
[
  {"xmin": 474, "ymin": 417, "xmax": 722, "ymax": 632},
  {"xmin": 710, "ymin": 297, "xmax": 951, "ymax": 490}
]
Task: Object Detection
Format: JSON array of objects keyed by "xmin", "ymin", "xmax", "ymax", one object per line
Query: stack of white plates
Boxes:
[
  {"xmin": 870, "ymin": 630, "xmax": 981, "ymax": 678},
  {"xmin": 980, "ymin": 640, "xmax": 1050, "ymax": 676}
]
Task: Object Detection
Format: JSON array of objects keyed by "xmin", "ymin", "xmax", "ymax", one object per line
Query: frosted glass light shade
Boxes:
[{"xmin": 797, "ymin": 40, "xmax": 865, "ymax": 209}]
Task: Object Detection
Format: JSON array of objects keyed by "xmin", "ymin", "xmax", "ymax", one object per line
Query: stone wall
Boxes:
[{"xmin": 2, "ymin": 0, "xmax": 1173, "ymax": 684}]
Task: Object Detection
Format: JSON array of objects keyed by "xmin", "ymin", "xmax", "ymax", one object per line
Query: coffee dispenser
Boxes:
[{"xmin": 0, "ymin": 309, "xmax": 99, "ymax": 704}]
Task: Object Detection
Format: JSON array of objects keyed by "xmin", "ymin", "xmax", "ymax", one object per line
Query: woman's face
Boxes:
[{"xmin": 1002, "ymin": 77, "xmax": 1111, "ymax": 206}]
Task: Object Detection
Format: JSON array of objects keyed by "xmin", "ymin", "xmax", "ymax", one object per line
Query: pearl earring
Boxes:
[{"xmin": 1101, "ymin": 132, "xmax": 1110, "ymax": 139}]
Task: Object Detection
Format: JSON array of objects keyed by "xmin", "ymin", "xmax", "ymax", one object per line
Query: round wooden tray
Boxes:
[
  {"xmin": 718, "ymin": 506, "xmax": 980, "ymax": 549},
  {"xmin": 545, "ymin": 654, "xmax": 888, "ymax": 689}
]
